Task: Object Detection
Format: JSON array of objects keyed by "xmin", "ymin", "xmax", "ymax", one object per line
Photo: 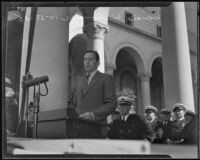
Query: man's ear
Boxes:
[{"xmin": 97, "ymin": 61, "xmax": 100, "ymax": 66}]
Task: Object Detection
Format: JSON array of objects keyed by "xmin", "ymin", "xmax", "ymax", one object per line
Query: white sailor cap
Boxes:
[
  {"xmin": 173, "ymin": 103, "xmax": 187, "ymax": 112},
  {"xmin": 117, "ymin": 96, "xmax": 132, "ymax": 106},
  {"xmin": 161, "ymin": 107, "xmax": 171, "ymax": 114},
  {"xmin": 145, "ymin": 105, "xmax": 158, "ymax": 113}
]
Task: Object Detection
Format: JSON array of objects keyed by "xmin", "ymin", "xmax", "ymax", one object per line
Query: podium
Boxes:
[
  {"xmin": 66, "ymin": 118, "xmax": 105, "ymax": 139},
  {"xmin": 37, "ymin": 108, "xmax": 106, "ymax": 139}
]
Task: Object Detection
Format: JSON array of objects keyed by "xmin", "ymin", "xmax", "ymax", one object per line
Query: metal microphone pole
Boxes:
[
  {"xmin": 33, "ymin": 85, "xmax": 40, "ymax": 139},
  {"xmin": 19, "ymin": 74, "xmax": 49, "ymax": 138},
  {"xmin": 24, "ymin": 73, "xmax": 33, "ymax": 138}
]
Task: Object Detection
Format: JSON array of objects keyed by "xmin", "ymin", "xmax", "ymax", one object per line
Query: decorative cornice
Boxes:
[{"xmin": 109, "ymin": 17, "xmax": 161, "ymax": 42}]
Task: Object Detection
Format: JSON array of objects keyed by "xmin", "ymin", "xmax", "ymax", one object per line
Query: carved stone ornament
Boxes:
[{"xmin": 83, "ymin": 21, "xmax": 109, "ymax": 39}]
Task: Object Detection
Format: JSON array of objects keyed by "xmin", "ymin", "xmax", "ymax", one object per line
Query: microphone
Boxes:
[{"xmin": 23, "ymin": 75, "xmax": 49, "ymax": 88}]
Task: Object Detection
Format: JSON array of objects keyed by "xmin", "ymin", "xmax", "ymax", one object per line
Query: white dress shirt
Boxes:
[
  {"xmin": 121, "ymin": 114, "xmax": 129, "ymax": 122},
  {"xmin": 88, "ymin": 70, "xmax": 97, "ymax": 84}
]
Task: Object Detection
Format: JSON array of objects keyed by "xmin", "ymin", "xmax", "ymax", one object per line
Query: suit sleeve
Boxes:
[{"xmin": 92, "ymin": 75, "xmax": 117, "ymax": 121}]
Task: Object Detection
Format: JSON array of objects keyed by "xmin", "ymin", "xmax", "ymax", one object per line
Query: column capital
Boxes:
[
  {"xmin": 105, "ymin": 64, "xmax": 116, "ymax": 75},
  {"xmin": 83, "ymin": 21, "xmax": 109, "ymax": 40},
  {"xmin": 138, "ymin": 73, "xmax": 152, "ymax": 81}
]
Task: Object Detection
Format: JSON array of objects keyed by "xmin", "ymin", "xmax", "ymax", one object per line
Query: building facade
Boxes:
[
  {"xmin": 68, "ymin": 3, "xmax": 197, "ymax": 116},
  {"xmin": 5, "ymin": 3, "xmax": 198, "ymax": 126}
]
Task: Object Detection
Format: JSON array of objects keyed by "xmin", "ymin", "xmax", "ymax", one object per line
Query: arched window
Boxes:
[
  {"xmin": 120, "ymin": 70, "xmax": 138, "ymax": 109},
  {"xmin": 120, "ymin": 71, "xmax": 137, "ymax": 92}
]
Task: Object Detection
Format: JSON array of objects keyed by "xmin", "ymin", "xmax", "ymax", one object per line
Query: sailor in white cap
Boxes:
[
  {"xmin": 158, "ymin": 107, "xmax": 171, "ymax": 122},
  {"xmin": 144, "ymin": 105, "xmax": 158, "ymax": 131},
  {"xmin": 172, "ymin": 103, "xmax": 187, "ymax": 121},
  {"xmin": 154, "ymin": 107, "xmax": 172, "ymax": 143},
  {"xmin": 117, "ymin": 95, "xmax": 133, "ymax": 121},
  {"xmin": 166, "ymin": 103, "xmax": 188, "ymax": 144},
  {"xmin": 108, "ymin": 95, "xmax": 151, "ymax": 140}
]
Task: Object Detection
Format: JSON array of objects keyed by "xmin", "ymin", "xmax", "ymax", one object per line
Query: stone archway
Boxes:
[
  {"xmin": 114, "ymin": 46, "xmax": 145, "ymax": 114},
  {"xmin": 111, "ymin": 42, "xmax": 146, "ymax": 75}
]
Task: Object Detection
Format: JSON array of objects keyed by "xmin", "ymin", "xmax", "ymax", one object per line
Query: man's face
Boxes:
[
  {"xmin": 118, "ymin": 104, "xmax": 131, "ymax": 116},
  {"xmin": 174, "ymin": 109, "xmax": 185, "ymax": 119},
  {"xmin": 159, "ymin": 113, "xmax": 170, "ymax": 121},
  {"xmin": 83, "ymin": 52, "xmax": 99, "ymax": 73},
  {"xmin": 145, "ymin": 111, "xmax": 156, "ymax": 121}
]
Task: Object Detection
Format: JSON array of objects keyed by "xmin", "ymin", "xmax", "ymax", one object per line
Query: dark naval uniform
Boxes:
[
  {"xmin": 154, "ymin": 108, "xmax": 172, "ymax": 143},
  {"xmin": 154, "ymin": 119, "xmax": 172, "ymax": 143},
  {"xmin": 146, "ymin": 118, "xmax": 158, "ymax": 131},
  {"xmin": 108, "ymin": 114, "xmax": 149, "ymax": 140},
  {"xmin": 168, "ymin": 118, "xmax": 187, "ymax": 141},
  {"xmin": 167, "ymin": 103, "xmax": 188, "ymax": 143}
]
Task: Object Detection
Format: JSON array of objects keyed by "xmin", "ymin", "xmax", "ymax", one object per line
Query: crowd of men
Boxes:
[{"xmin": 107, "ymin": 96, "xmax": 197, "ymax": 145}]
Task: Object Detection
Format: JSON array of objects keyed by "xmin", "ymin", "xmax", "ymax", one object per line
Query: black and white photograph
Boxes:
[{"xmin": 2, "ymin": 1, "xmax": 199, "ymax": 159}]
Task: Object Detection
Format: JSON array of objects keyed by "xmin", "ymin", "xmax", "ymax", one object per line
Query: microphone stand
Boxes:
[
  {"xmin": 23, "ymin": 73, "xmax": 33, "ymax": 138},
  {"xmin": 32, "ymin": 80, "xmax": 48, "ymax": 138},
  {"xmin": 18, "ymin": 73, "xmax": 48, "ymax": 138},
  {"xmin": 33, "ymin": 85, "xmax": 40, "ymax": 139}
]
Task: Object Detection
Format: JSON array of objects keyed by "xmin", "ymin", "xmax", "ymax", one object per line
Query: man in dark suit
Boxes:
[
  {"xmin": 75, "ymin": 50, "xmax": 117, "ymax": 124},
  {"xmin": 108, "ymin": 96, "xmax": 152, "ymax": 140}
]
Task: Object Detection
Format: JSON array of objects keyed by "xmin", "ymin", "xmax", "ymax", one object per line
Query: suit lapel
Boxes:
[{"xmin": 82, "ymin": 71, "xmax": 101, "ymax": 98}]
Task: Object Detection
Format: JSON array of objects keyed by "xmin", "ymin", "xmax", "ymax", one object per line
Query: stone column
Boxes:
[
  {"xmin": 83, "ymin": 21, "xmax": 109, "ymax": 73},
  {"xmin": 29, "ymin": 7, "xmax": 70, "ymax": 111},
  {"xmin": 105, "ymin": 64, "xmax": 116, "ymax": 124},
  {"xmin": 161, "ymin": 2, "xmax": 195, "ymax": 112},
  {"xmin": 139, "ymin": 73, "xmax": 151, "ymax": 114}
]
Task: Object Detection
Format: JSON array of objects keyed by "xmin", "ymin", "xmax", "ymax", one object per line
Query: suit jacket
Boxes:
[
  {"xmin": 108, "ymin": 114, "xmax": 153, "ymax": 140},
  {"xmin": 75, "ymin": 71, "xmax": 117, "ymax": 124}
]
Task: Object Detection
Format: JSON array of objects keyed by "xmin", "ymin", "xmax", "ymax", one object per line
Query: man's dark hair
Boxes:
[{"xmin": 83, "ymin": 50, "xmax": 100, "ymax": 62}]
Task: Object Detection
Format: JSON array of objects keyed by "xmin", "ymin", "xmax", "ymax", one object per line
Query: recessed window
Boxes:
[{"xmin": 125, "ymin": 11, "xmax": 134, "ymax": 26}]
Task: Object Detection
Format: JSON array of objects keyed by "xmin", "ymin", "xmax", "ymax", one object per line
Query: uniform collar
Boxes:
[
  {"xmin": 148, "ymin": 117, "xmax": 157, "ymax": 123},
  {"xmin": 177, "ymin": 117, "xmax": 185, "ymax": 121},
  {"xmin": 121, "ymin": 114, "xmax": 129, "ymax": 121}
]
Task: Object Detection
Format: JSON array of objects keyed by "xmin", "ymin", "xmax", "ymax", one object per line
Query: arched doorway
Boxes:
[
  {"xmin": 150, "ymin": 58, "xmax": 164, "ymax": 111},
  {"xmin": 114, "ymin": 48, "xmax": 138, "ymax": 113}
]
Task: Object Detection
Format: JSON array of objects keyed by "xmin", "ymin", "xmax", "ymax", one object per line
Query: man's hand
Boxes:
[
  {"xmin": 79, "ymin": 112, "xmax": 95, "ymax": 120},
  {"xmin": 156, "ymin": 128, "xmax": 163, "ymax": 139}
]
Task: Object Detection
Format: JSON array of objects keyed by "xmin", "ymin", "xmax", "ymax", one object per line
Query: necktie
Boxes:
[
  {"xmin": 81, "ymin": 73, "xmax": 90, "ymax": 96},
  {"xmin": 121, "ymin": 116, "xmax": 125, "ymax": 122}
]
